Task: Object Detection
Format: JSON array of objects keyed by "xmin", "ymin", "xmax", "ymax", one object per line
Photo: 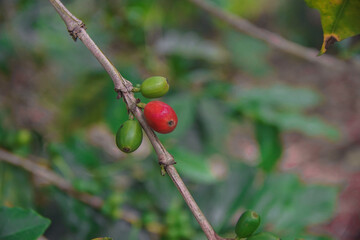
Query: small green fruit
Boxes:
[
  {"xmin": 116, "ymin": 119, "xmax": 143, "ymax": 153},
  {"xmin": 247, "ymin": 232, "xmax": 280, "ymax": 240},
  {"xmin": 140, "ymin": 76, "xmax": 169, "ymax": 98},
  {"xmin": 16, "ymin": 129, "xmax": 32, "ymax": 146},
  {"xmin": 235, "ymin": 210, "xmax": 261, "ymax": 238}
]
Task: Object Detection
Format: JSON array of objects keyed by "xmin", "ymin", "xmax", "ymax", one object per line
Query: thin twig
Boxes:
[
  {"xmin": 187, "ymin": 0, "xmax": 358, "ymax": 71},
  {"xmin": 47, "ymin": 0, "xmax": 225, "ymax": 239},
  {"xmin": 0, "ymin": 148, "xmax": 164, "ymax": 234},
  {"xmin": 0, "ymin": 148, "xmax": 102, "ymax": 208}
]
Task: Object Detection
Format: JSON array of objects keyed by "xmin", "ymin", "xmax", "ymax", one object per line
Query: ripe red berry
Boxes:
[{"xmin": 144, "ymin": 101, "xmax": 178, "ymax": 134}]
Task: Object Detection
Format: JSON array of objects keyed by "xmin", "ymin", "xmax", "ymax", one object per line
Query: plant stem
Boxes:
[
  {"xmin": 187, "ymin": 0, "xmax": 359, "ymax": 72},
  {"xmin": 0, "ymin": 148, "xmax": 164, "ymax": 234},
  {"xmin": 47, "ymin": 0, "xmax": 226, "ymax": 239},
  {"xmin": 0, "ymin": 148, "xmax": 102, "ymax": 207}
]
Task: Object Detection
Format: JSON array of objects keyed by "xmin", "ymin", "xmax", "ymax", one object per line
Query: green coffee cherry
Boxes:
[
  {"xmin": 140, "ymin": 76, "xmax": 169, "ymax": 98},
  {"xmin": 235, "ymin": 210, "xmax": 261, "ymax": 238},
  {"xmin": 247, "ymin": 232, "xmax": 280, "ymax": 240},
  {"xmin": 16, "ymin": 129, "xmax": 31, "ymax": 146},
  {"xmin": 116, "ymin": 119, "xmax": 143, "ymax": 153}
]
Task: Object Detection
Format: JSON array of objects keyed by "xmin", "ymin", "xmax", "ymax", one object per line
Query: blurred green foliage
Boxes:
[
  {"xmin": 0, "ymin": 0, "xmax": 356, "ymax": 239},
  {"xmin": 0, "ymin": 206, "xmax": 51, "ymax": 240}
]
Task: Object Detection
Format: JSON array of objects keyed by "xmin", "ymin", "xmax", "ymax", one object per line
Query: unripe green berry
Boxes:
[
  {"xmin": 16, "ymin": 129, "xmax": 31, "ymax": 146},
  {"xmin": 116, "ymin": 119, "xmax": 143, "ymax": 153},
  {"xmin": 235, "ymin": 210, "xmax": 261, "ymax": 238},
  {"xmin": 140, "ymin": 76, "xmax": 169, "ymax": 98}
]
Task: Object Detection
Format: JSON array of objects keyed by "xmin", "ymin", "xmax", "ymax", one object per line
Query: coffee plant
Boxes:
[{"xmin": 0, "ymin": 0, "xmax": 359, "ymax": 240}]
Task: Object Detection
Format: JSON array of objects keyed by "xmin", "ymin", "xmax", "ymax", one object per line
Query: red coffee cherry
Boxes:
[{"xmin": 144, "ymin": 101, "xmax": 178, "ymax": 134}]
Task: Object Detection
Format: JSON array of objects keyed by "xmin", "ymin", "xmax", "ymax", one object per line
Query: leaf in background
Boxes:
[
  {"xmin": 164, "ymin": 200, "xmax": 196, "ymax": 240},
  {"xmin": 292, "ymin": 235, "xmax": 333, "ymax": 240},
  {"xmin": 254, "ymin": 121, "xmax": 282, "ymax": 172},
  {"xmin": 235, "ymin": 84, "xmax": 320, "ymax": 111},
  {"xmin": 193, "ymin": 162, "xmax": 256, "ymax": 230},
  {"xmin": 210, "ymin": 0, "xmax": 279, "ymax": 19},
  {"xmin": 233, "ymin": 84, "xmax": 339, "ymax": 139},
  {"xmin": 224, "ymin": 31, "xmax": 271, "ymax": 76},
  {"xmin": 247, "ymin": 174, "xmax": 337, "ymax": 238},
  {"xmin": 101, "ymin": 192, "xmax": 124, "ymax": 219},
  {"xmin": 204, "ymin": 81, "xmax": 232, "ymax": 99},
  {"xmin": 52, "ymin": 191, "xmax": 102, "ymax": 239},
  {"xmin": 249, "ymin": 109, "xmax": 339, "ymax": 140},
  {"xmin": 275, "ymin": 112, "xmax": 339, "ymax": 140},
  {"xmin": 155, "ymin": 31, "xmax": 227, "ymax": 63},
  {"xmin": 128, "ymin": 226, "xmax": 141, "ymax": 240},
  {"xmin": 0, "ymin": 206, "xmax": 51, "ymax": 240},
  {"xmin": 65, "ymin": 135, "xmax": 101, "ymax": 169},
  {"xmin": 305, "ymin": 0, "xmax": 360, "ymax": 54},
  {"xmin": 72, "ymin": 178, "xmax": 102, "ymax": 195},
  {"xmin": 170, "ymin": 148, "xmax": 217, "ymax": 183},
  {"xmin": 197, "ymin": 99, "xmax": 228, "ymax": 153},
  {"xmin": 59, "ymin": 72, "xmax": 109, "ymax": 133},
  {"xmin": 0, "ymin": 165, "xmax": 34, "ymax": 208},
  {"xmin": 144, "ymin": 165, "xmax": 179, "ymax": 211},
  {"xmin": 0, "ymin": 33, "xmax": 15, "ymax": 74}
]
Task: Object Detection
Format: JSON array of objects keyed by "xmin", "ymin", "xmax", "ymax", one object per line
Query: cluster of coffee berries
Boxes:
[
  {"xmin": 235, "ymin": 210, "xmax": 279, "ymax": 239},
  {"xmin": 116, "ymin": 76, "xmax": 177, "ymax": 153}
]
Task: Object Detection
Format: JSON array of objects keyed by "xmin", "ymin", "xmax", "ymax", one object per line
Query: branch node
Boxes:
[
  {"xmin": 159, "ymin": 155, "xmax": 176, "ymax": 167},
  {"xmin": 123, "ymin": 79, "xmax": 134, "ymax": 92},
  {"xmin": 68, "ymin": 22, "xmax": 86, "ymax": 41},
  {"xmin": 115, "ymin": 88, "xmax": 123, "ymax": 99},
  {"xmin": 114, "ymin": 79, "xmax": 133, "ymax": 94}
]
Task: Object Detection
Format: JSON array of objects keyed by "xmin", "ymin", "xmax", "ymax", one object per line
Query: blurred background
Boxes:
[{"xmin": 0, "ymin": 0, "xmax": 360, "ymax": 239}]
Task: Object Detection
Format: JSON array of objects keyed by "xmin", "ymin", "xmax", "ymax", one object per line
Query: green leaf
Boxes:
[
  {"xmin": 254, "ymin": 121, "xmax": 282, "ymax": 172},
  {"xmin": 292, "ymin": 235, "xmax": 333, "ymax": 240},
  {"xmin": 247, "ymin": 174, "xmax": 337, "ymax": 237},
  {"xmin": 248, "ymin": 108, "xmax": 339, "ymax": 140},
  {"xmin": 304, "ymin": 0, "xmax": 360, "ymax": 54},
  {"xmin": 0, "ymin": 164, "xmax": 34, "ymax": 208},
  {"xmin": 274, "ymin": 112, "xmax": 339, "ymax": 140},
  {"xmin": 101, "ymin": 192, "xmax": 124, "ymax": 219},
  {"xmin": 0, "ymin": 206, "xmax": 51, "ymax": 240},
  {"xmin": 194, "ymin": 163, "xmax": 256, "ymax": 230},
  {"xmin": 235, "ymin": 84, "xmax": 320, "ymax": 111},
  {"xmin": 170, "ymin": 148, "xmax": 217, "ymax": 183},
  {"xmin": 52, "ymin": 191, "xmax": 101, "ymax": 239},
  {"xmin": 72, "ymin": 178, "xmax": 102, "ymax": 195},
  {"xmin": 233, "ymin": 84, "xmax": 339, "ymax": 139},
  {"xmin": 155, "ymin": 31, "xmax": 227, "ymax": 63},
  {"xmin": 129, "ymin": 226, "xmax": 141, "ymax": 240},
  {"xmin": 213, "ymin": 0, "xmax": 278, "ymax": 19},
  {"xmin": 64, "ymin": 135, "xmax": 101, "ymax": 169},
  {"xmin": 224, "ymin": 31, "xmax": 271, "ymax": 76},
  {"xmin": 164, "ymin": 200, "xmax": 195, "ymax": 240},
  {"xmin": 198, "ymin": 99, "xmax": 228, "ymax": 153},
  {"xmin": 59, "ymin": 72, "xmax": 109, "ymax": 133}
]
